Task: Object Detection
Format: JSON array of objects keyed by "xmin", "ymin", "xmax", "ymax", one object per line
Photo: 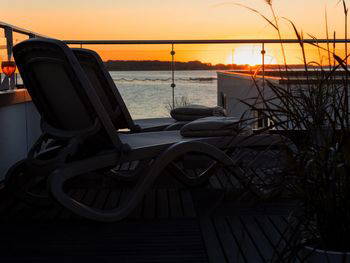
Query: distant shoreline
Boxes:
[
  {"xmin": 107, "ymin": 69, "xmax": 225, "ymax": 71},
  {"xmin": 104, "ymin": 60, "xmax": 306, "ymax": 71}
]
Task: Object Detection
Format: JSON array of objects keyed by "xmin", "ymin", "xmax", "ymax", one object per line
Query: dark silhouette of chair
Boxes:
[{"xmin": 9, "ymin": 38, "xmax": 289, "ymax": 221}]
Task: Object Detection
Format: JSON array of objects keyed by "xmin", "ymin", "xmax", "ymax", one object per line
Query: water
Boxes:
[{"xmin": 110, "ymin": 70, "xmax": 218, "ymax": 119}]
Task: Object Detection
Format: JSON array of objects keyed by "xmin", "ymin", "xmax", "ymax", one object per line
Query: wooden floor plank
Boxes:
[
  {"xmin": 0, "ymin": 219, "xmax": 208, "ymax": 262},
  {"xmin": 239, "ymin": 216, "xmax": 272, "ymax": 263},
  {"xmin": 267, "ymin": 215, "xmax": 289, "ymax": 250},
  {"xmin": 267, "ymin": 215, "xmax": 302, "ymax": 261},
  {"xmin": 213, "ymin": 216, "xmax": 244, "ymax": 263},
  {"xmin": 253, "ymin": 215, "xmax": 287, "ymax": 261},
  {"xmin": 199, "ymin": 217, "xmax": 227, "ymax": 263},
  {"xmin": 227, "ymin": 216, "xmax": 261, "ymax": 262},
  {"xmin": 157, "ymin": 188, "xmax": 169, "ymax": 219},
  {"xmin": 251, "ymin": 215, "xmax": 298, "ymax": 262}
]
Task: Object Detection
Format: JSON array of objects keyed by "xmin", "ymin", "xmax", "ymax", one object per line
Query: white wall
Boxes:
[
  {"xmin": 217, "ymin": 72, "xmax": 278, "ymax": 119},
  {"xmin": 0, "ymin": 102, "xmax": 41, "ymax": 181}
]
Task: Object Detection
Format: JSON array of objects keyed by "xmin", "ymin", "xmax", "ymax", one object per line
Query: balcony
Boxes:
[{"xmin": 0, "ymin": 22, "xmax": 349, "ymax": 262}]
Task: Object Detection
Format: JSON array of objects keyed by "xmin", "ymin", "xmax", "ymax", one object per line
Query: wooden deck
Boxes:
[
  {"xmin": 0, "ymin": 175, "xmax": 296, "ymax": 262},
  {"xmin": 0, "ymin": 148, "xmax": 298, "ymax": 262}
]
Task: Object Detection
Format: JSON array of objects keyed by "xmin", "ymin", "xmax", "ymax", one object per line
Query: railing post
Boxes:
[
  {"xmin": 4, "ymin": 26, "xmax": 13, "ymax": 60},
  {"xmin": 170, "ymin": 43, "xmax": 176, "ymax": 108},
  {"xmin": 255, "ymin": 43, "xmax": 267, "ymax": 128},
  {"xmin": 261, "ymin": 43, "xmax": 265, "ymax": 86}
]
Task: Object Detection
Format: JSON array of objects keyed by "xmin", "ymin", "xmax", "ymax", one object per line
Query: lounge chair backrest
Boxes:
[
  {"xmin": 72, "ymin": 48, "xmax": 138, "ymax": 131},
  {"xmin": 13, "ymin": 38, "xmax": 123, "ymax": 148}
]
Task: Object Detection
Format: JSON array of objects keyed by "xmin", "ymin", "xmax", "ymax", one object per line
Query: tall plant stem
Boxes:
[
  {"xmin": 325, "ymin": 9, "xmax": 332, "ymax": 70},
  {"xmin": 343, "ymin": 0, "xmax": 349, "ymax": 125},
  {"xmin": 268, "ymin": 3, "xmax": 291, "ymax": 127},
  {"xmin": 345, "ymin": 11, "xmax": 349, "ymax": 125},
  {"xmin": 269, "ymin": 5, "xmax": 288, "ymax": 71}
]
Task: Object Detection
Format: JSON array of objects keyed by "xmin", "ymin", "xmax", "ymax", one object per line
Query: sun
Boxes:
[
  {"xmin": 233, "ymin": 45, "xmax": 262, "ymax": 66},
  {"xmin": 228, "ymin": 45, "xmax": 277, "ymax": 66}
]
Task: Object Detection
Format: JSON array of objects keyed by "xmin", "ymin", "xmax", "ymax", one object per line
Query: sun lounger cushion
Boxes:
[
  {"xmin": 170, "ymin": 105, "xmax": 226, "ymax": 121},
  {"xmin": 180, "ymin": 116, "xmax": 241, "ymax": 137}
]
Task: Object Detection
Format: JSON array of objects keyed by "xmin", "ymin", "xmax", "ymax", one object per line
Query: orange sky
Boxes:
[{"xmin": 1, "ymin": 0, "xmax": 349, "ymax": 64}]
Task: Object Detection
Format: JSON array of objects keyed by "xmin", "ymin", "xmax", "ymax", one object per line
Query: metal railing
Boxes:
[
  {"xmin": 64, "ymin": 39, "xmax": 350, "ymax": 44},
  {"xmin": 1, "ymin": 21, "xmax": 350, "ymax": 102},
  {"xmin": 63, "ymin": 38, "xmax": 350, "ymax": 107}
]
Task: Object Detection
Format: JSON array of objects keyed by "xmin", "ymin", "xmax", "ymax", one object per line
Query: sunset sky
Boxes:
[{"xmin": 1, "ymin": 0, "xmax": 349, "ymax": 64}]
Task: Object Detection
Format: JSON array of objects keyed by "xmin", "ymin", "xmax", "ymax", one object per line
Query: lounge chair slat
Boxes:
[
  {"xmin": 129, "ymin": 161, "xmax": 139, "ymax": 171},
  {"xmin": 143, "ymin": 189, "xmax": 156, "ymax": 219},
  {"xmin": 82, "ymin": 189, "xmax": 98, "ymax": 206},
  {"xmin": 119, "ymin": 188, "xmax": 130, "ymax": 208},
  {"xmin": 180, "ymin": 190, "xmax": 196, "ymax": 218},
  {"xmin": 120, "ymin": 162, "xmax": 129, "ymax": 171},
  {"xmin": 209, "ymin": 176, "xmax": 222, "ymax": 189},
  {"xmin": 92, "ymin": 188, "xmax": 110, "ymax": 209},
  {"xmin": 104, "ymin": 189, "xmax": 122, "ymax": 210},
  {"xmin": 128, "ymin": 198, "xmax": 143, "ymax": 219},
  {"xmin": 216, "ymin": 169, "xmax": 231, "ymax": 189}
]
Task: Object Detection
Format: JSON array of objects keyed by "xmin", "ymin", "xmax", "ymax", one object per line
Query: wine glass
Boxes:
[{"xmin": 1, "ymin": 55, "xmax": 16, "ymax": 78}]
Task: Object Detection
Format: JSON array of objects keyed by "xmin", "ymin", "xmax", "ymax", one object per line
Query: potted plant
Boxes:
[
  {"xmin": 243, "ymin": 52, "xmax": 350, "ymax": 262},
  {"xmin": 236, "ymin": 1, "xmax": 350, "ymax": 261}
]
